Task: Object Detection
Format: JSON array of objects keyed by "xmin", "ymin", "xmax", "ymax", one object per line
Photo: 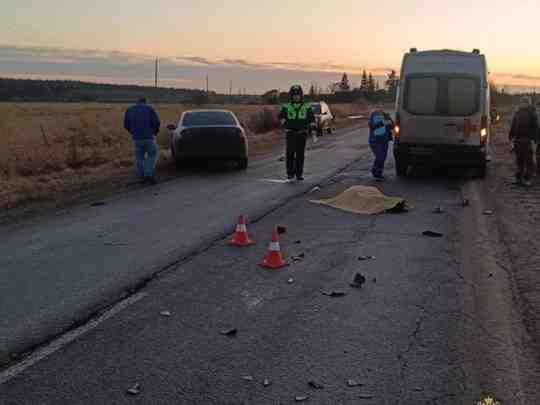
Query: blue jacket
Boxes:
[
  {"xmin": 124, "ymin": 102, "xmax": 161, "ymax": 140},
  {"xmin": 368, "ymin": 111, "xmax": 393, "ymax": 144}
]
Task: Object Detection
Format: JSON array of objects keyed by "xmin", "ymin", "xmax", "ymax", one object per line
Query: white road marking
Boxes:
[
  {"xmin": 259, "ymin": 179, "xmax": 292, "ymax": 184},
  {"xmin": 0, "ymin": 292, "xmax": 148, "ymax": 385}
]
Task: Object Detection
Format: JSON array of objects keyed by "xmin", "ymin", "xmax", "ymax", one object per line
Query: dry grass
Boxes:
[{"xmin": 0, "ymin": 102, "xmax": 366, "ymax": 213}]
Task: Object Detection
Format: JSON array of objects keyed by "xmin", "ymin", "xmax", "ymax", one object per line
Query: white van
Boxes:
[{"xmin": 394, "ymin": 49, "xmax": 490, "ymax": 177}]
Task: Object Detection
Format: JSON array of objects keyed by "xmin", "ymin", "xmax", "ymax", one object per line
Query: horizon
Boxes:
[{"xmin": 2, "ymin": 1, "xmax": 540, "ymax": 93}]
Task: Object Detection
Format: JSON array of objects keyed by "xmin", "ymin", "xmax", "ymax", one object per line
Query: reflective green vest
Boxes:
[{"xmin": 286, "ymin": 103, "xmax": 310, "ymax": 120}]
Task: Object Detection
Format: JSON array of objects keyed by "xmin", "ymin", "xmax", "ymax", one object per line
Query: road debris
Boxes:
[
  {"xmin": 104, "ymin": 242, "xmax": 129, "ymax": 247},
  {"xmin": 308, "ymin": 380, "xmax": 324, "ymax": 389},
  {"xmin": 160, "ymin": 311, "xmax": 172, "ymax": 317},
  {"xmin": 90, "ymin": 201, "xmax": 106, "ymax": 207},
  {"xmin": 220, "ymin": 328, "xmax": 238, "ymax": 336},
  {"xmin": 295, "ymin": 396, "xmax": 309, "ymax": 402},
  {"xmin": 386, "ymin": 200, "xmax": 409, "ymax": 214},
  {"xmin": 126, "ymin": 383, "xmax": 141, "ymax": 396},
  {"xmin": 277, "ymin": 225, "xmax": 287, "ymax": 235},
  {"xmin": 310, "ymin": 186, "xmax": 321, "ymax": 193},
  {"xmin": 242, "ymin": 375, "xmax": 254, "ymax": 381},
  {"xmin": 322, "ymin": 290, "xmax": 346, "ymax": 297},
  {"xmin": 358, "ymin": 255, "xmax": 376, "ymax": 261},
  {"xmin": 422, "ymin": 231, "xmax": 444, "ymax": 238},
  {"xmin": 372, "ymin": 277, "xmax": 377, "ymax": 283},
  {"xmin": 288, "ymin": 278, "xmax": 295, "ymax": 284},
  {"xmin": 346, "ymin": 379, "xmax": 364, "ymax": 387},
  {"xmin": 358, "ymin": 394, "xmax": 374, "ymax": 399},
  {"xmin": 483, "ymin": 210, "xmax": 494, "ymax": 216},
  {"xmin": 292, "ymin": 253, "xmax": 305, "ymax": 262},
  {"xmin": 462, "ymin": 198, "xmax": 470, "ymax": 207},
  {"xmin": 350, "ymin": 273, "xmax": 366, "ymax": 288},
  {"xmin": 263, "ymin": 379, "xmax": 272, "ymax": 387},
  {"xmin": 433, "ymin": 206, "xmax": 445, "ymax": 214},
  {"xmin": 294, "ymin": 240, "xmax": 302, "ymax": 244}
]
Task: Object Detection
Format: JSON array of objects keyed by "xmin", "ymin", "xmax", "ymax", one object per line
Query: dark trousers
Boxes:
[
  {"xmin": 536, "ymin": 142, "xmax": 540, "ymax": 173},
  {"xmin": 370, "ymin": 142, "xmax": 389, "ymax": 178},
  {"xmin": 515, "ymin": 139, "xmax": 534, "ymax": 180},
  {"xmin": 286, "ymin": 131, "xmax": 307, "ymax": 178}
]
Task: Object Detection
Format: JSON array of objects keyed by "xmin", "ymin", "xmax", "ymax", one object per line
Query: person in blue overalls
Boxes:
[{"xmin": 368, "ymin": 108, "xmax": 394, "ymax": 181}]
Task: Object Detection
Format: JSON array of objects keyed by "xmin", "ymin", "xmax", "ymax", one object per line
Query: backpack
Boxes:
[{"xmin": 372, "ymin": 113, "xmax": 387, "ymax": 137}]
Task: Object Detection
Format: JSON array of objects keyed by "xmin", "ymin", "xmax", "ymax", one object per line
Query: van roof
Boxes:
[
  {"xmin": 407, "ymin": 49, "xmax": 483, "ymax": 57},
  {"xmin": 401, "ymin": 49, "xmax": 488, "ymax": 79}
]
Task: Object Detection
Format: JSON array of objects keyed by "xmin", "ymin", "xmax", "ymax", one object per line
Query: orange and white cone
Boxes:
[
  {"xmin": 260, "ymin": 229, "xmax": 288, "ymax": 269},
  {"xmin": 230, "ymin": 215, "xmax": 255, "ymax": 247}
]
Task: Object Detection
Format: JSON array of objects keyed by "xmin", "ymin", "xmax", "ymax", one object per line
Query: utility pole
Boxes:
[
  {"xmin": 155, "ymin": 58, "xmax": 159, "ymax": 88},
  {"xmin": 229, "ymin": 80, "xmax": 233, "ymax": 104},
  {"xmin": 206, "ymin": 75, "xmax": 209, "ymax": 94}
]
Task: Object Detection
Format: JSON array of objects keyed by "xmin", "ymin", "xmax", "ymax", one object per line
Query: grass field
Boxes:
[{"xmin": 0, "ymin": 102, "xmax": 368, "ymax": 213}]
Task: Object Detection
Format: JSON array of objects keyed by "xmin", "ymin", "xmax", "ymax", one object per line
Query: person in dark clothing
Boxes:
[
  {"xmin": 278, "ymin": 85, "xmax": 315, "ymax": 181},
  {"xmin": 368, "ymin": 108, "xmax": 394, "ymax": 180},
  {"xmin": 124, "ymin": 97, "xmax": 161, "ymax": 184},
  {"xmin": 536, "ymin": 101, "xmax": 540, "ymax": 174},
  {"xmin": 509, "ymin": 96, "xmax": 538, "ymax": 187}
]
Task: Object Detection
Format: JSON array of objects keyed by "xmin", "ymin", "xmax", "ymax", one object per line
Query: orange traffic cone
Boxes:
[
  {"xmin": 230, "ymin": 215, "xmax": 255, "ymax": 247},
  {"xmin": 260, "ymin": 229, "xmax": 288, "ymax": 269}
]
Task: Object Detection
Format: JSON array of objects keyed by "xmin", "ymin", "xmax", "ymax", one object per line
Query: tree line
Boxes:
[
  {"xmin": 262, "ymin": 70, "xmax": 399, "ymax": 105},
  {"xmin": 0, "ymin": 78, "xmax": 214, "ymax": 103}
]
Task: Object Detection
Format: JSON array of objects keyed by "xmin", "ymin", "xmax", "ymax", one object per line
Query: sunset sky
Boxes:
[{"xmin": 2, "ymin": 0, "xmax": 540, "ymax": 93}]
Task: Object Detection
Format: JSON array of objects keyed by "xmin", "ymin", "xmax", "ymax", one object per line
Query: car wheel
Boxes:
[
  {"xmin": 326, "ymin": 125, "xmax": 333, "ymax": 134},
  {"xmin": 395, "ymin": 156, "xmax": 409, "ymax": 177},
  {"xmin": 238, "ymin": 158, "xmax": 248, "ymax": 170},
  {"xmin": 175, "ymin": 158, "xmax": 185, "ymax": 171}
]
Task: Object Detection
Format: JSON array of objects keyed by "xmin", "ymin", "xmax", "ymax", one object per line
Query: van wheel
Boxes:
[
  {"xmin": 395, "ymin": 157, "xmax": 409, "ymax": 177},
  {"xmin": 238, "ymin": 158, "xmax": 248, "ymax": 170},
  {"xmin": 478, "ymin": 162, "xmax": 487, "ymax": 178}
]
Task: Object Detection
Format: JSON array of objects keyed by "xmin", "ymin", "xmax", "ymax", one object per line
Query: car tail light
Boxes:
[
  {"xmin": 394, "ymin": 112, "xmax": 400, "ymax": 141},
  {"xmin": 480, "ymin": 115, "xmax": 488, "ymax": 145}
]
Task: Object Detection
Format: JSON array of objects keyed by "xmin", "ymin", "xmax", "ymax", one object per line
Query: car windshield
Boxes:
[
  {"xmin": 311, "ymin": 104, "xmax": 322, "ymax": 114},
  {"xmin": 182, "ymin": 111, "xmax": 237, "ymax": 127}
]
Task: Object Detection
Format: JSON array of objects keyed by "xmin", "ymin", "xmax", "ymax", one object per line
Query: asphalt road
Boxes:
[
  {"xmin": 2, "ymin": 128, "xmax": 538, "ymax": 404},
  {"xmin": 0, "ymin": 126, "xmax": 368, "ymax": 360}
]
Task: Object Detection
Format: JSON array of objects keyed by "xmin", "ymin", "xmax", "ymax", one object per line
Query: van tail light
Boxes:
[
  {"xmin": 394, "ymin": 112, "xmax": 401, "ymax": 141},
  {"xmin": 480, "ymin": 115, "xmax": 488, "ymax": 145}
]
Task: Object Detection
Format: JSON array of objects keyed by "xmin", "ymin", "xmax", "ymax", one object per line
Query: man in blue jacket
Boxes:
[
  {"xmin": 124, "ymin": 97, "xmax": 161, "ymax": 184},
  {"xmin": 368, "ymin": 108, "xmax": 394, "ymax": 181}
]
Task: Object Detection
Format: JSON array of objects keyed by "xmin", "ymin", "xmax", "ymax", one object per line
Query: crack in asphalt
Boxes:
[{"xmin": 394, "ymin": 305, "xmax": 428, "ymax": 405}]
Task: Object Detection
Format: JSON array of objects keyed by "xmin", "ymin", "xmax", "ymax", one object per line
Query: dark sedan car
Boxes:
[{"xmin": 167, "ymin": 110, "xmax": 249, "ymax": 170}]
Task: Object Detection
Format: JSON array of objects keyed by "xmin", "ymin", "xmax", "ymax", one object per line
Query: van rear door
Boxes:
[{"xmin": 402, "ymin": 74, "xmax": 481, "ymax": 145}]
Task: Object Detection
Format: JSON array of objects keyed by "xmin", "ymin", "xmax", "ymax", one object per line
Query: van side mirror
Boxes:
[{"xmin": 167, "ymin": 124, "xmax": 177, "ymax": 131}]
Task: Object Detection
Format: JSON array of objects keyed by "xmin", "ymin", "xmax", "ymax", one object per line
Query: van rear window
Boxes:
[
  {"xmin": 448, "ymin": 78, "xmax": 478, "ymax": 116},
  {"xmin": 404, "ymin": 75, "xmax": 480, "ymax": 116},
  {"xmin": 406, "ymin": 78, "xmax": 438, "ymax": 115}
]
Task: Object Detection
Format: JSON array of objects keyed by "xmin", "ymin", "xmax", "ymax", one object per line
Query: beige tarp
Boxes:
[{"xmin": 311, "ymin": 185, "xmax": 408, "ymax": 215}]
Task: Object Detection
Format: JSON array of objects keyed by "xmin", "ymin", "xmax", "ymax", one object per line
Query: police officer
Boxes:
[{"xmin": 278, "ymin": 85, "xmax": 315, "ymax": 181}]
